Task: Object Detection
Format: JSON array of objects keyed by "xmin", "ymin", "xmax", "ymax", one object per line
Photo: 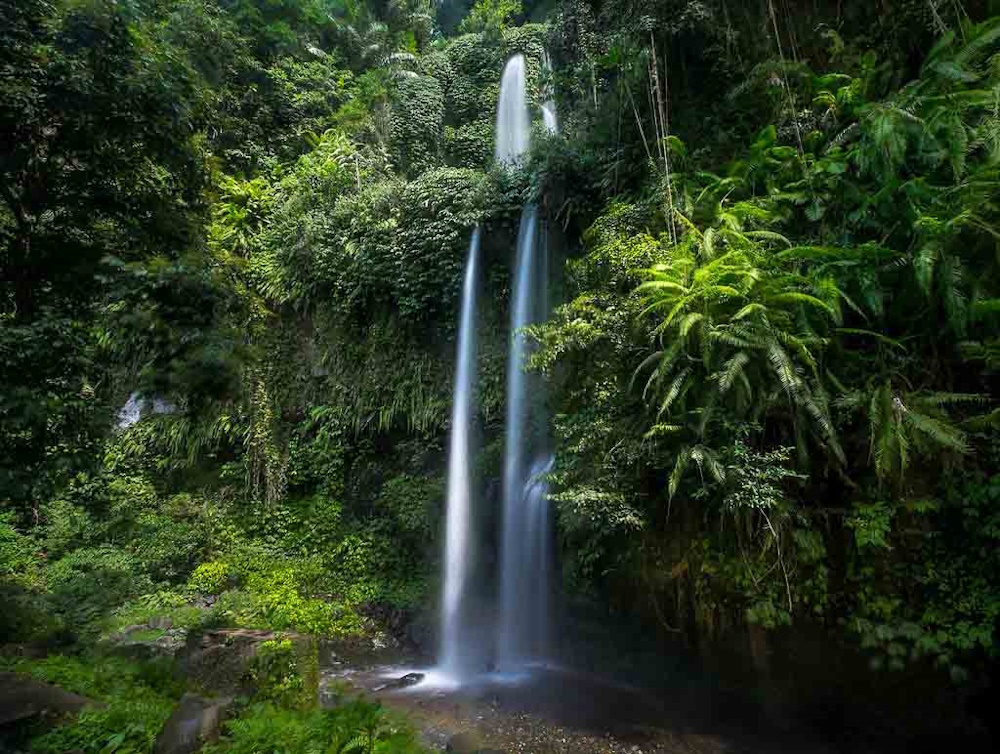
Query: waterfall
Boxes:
[
  {"xmin": 439, "ymin": 227, "xmax": 483, "ymax": 679},
  {"xmin": 439, "ymin": 50, "xmax": 559, "ymax": 681},
  {"xmin": 495, "ymin": 55, "xmax": 530, "ymax": 165},
  {"xmin": 496, "ymin": 52, "xmax": 557, "ymax": 669},
  {"xmin": 540, "ymin": 51, "xmax": 558, "ymax": 136}
]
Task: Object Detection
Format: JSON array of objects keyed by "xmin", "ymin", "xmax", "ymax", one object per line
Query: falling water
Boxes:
[
  {"xmin": 541, "ymin": 50, "xmax": 558, "ymax": 135},
  {"xmin": 439, "ymin": 50, "xmax": 559, "ymax": 681},
  {"xmin": 495, "ymin": 55, "xmax": 530, "ymax": 165},
  {"xmin": 439, "ymin": 228, "xmax": 483, "ymax": 679},
  {"xmin": 117, "ymin": 393, "xmax": 175, "ymax": 429},
  {"xmin": 496, "ymin": 52, "xmax": 558, "ymax": 669},
  {"xmin": 541, "ymin": 105, "xmax": 558, "ymax": 134}
]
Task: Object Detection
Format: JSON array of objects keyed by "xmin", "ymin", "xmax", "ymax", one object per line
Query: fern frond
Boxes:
[
  {"xmin": 743, "ymin": 230, "xmax": 793, "ymax": 247},
  {"xmin": 913, "ymin": 392, "xmax": 987, "ymax": 406},
  {"xmin": 903, "ymin": 410, "xmax": 970, "ymax": 454},
  {"xmin": 690, "ymin": 445, "xmax": 726, "ymax": 484},
  {"xmin": 629, "ymin": 350, "xmax": 664, "ymax": 394},
  {"xmin": 657, "ymin": 367, "xmax": 692, "ymax": 418},
  {"xmin": 678, "ymin": 312, "xmax": 704, "ymax": 338},
  {"xmin": 644, "ymin": 423, "xmax": 683, "ymax": 440},
  {"xmin": 767, "ymin": 343, "xmax": 801, "ymax": 396},
  {"xmin": 733, "ymin": 303, "xmax": 768, "ymax": 320},
  {"xmin": 669, "ymin": 448, "xmax": 690, "ymax": 500},
  {"xmin": 834, "ymin": 328, "xmax": 907, "ymax": 351},
  {"xmin": 769, "ymin": 291, "xmax": 836, "ymax": 315},
  {"xmin": 717, "ymin": 352, "xmax": 750, "ymax": 393}
]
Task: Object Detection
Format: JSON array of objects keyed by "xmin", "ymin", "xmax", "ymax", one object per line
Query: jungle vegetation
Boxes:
[{"xmin": 2, "ymin": 0, "xmax": 1000, "ymax": 750}]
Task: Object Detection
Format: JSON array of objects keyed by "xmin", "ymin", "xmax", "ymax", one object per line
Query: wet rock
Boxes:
[
  {"xmin": 374, "ymin": 672, "xmax": 425, "ymax": 692},
  {"xmin": 0, "ymin": 671, "xmax": 103, "ymax": 725},
  {"xmin": 446, "ymin": 731, "xmax": 484, "ymax": 753},
  {"xmin": 154, "ymin": 693, "xmax": 234, "ymax": 754},
  {"xmin": 148, "ymin": 615, "xmax": 173, "ymax": 630},
  {"xmin": 404, "ymin": 614, "xmax": 435, "ymax": 653}
]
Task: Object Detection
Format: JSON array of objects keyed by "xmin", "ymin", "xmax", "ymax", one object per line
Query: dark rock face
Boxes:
[
  {"xmin": 106, "ymin": 623, "xmax": 188, "ymax": 661},
  {"xmin": 359, "ymin": 603, "xmax": 437, "ymax": 656},
  {"xmin": 0, "ymin": 671, "xmax": 103, "ymax": 725},
  {"xmin": 177, "ymin": 629, "xmax": 315, "ymax": 697},
  {"xmin": 153, "ymin": 693, "xmax": 234, "ymax": 754}
]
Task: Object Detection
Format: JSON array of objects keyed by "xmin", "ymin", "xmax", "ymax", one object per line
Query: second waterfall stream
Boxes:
[{"xmin": 497, "ymin": 53, "xmax": 559, "ymax": 670}]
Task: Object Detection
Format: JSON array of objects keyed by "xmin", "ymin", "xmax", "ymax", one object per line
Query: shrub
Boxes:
[
  {"xmin": 243, "ymin": 638, "xmax": 317, "ymax": 709},
  {"xmin": 246, "ymin": 566, "xmax": 361, "ymax": 636},
  {"xmin": 390, "ymin": 74, "xmax": 445, "ymax": 177},
  {"xmin": 45, "ymin": 547, "xmax": 154, "ymax": 630},
  {"xmin": 187, "ymin": 561, "xmax": 231, "ymax": 595},
  {"xmin": 204, "ymin": 700, "xmax": 425, "ymax": 754}
]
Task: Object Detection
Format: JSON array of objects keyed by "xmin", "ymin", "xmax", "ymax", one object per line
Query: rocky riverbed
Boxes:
[{"xmin": 319, "ymin": 656, "xmax": 836, "ymax": 754}]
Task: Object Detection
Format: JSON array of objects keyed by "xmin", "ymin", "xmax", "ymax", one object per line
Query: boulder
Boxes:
[
  {"xmin": 374, "ymin": 672, "xmax": 425, "ymax": 692},
  {"xmin": 177, "ymin": 629, "xmax": 275, "ymax": 694},
  {"xmin": 153, "ymin": 693, "xmax": 234, "ymax": 754},
  {"xmin": 106, "ymin": 626, "xmax": 187, "ymax": 661},
  {"xmin": 178, "ymin": 629, "xmax": 316, "ymax": 698},
  {"xmin": 0, "ymin": 671, "xmax": 103, "ymax": 726}
]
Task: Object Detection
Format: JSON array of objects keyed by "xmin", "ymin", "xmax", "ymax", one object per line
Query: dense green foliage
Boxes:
[
  {"xmin": 531, "ymin": 8, "xmax": 1000, "ymax": 685},
  {"xmin": 2, "ymin": 0, "xmax": 1000, "ymax": 747},
  {"xmin": 1, "ymin": 651, "xmax": 421, "ymax": 754}
]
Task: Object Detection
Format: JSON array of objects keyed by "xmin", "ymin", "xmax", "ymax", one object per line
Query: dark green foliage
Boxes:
[
  {"xmin": 390, "ymin": 74, "xmax": 446, "ymax": 176},
  {"xmin": 445, "ymin": 119, "xmax": 496, "ymax": 168},
  {"xmin": 531, "ymin": 9, "xmax": 1000, "ymax": 687}
]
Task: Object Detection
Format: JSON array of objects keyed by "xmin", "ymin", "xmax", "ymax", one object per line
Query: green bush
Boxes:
[
  {"xmin": 45, "ymin": 547, "xmax": 154, "ymax": 630},
  {"xmin": 246, "ymin": 566, "xmax": 361, "ymax": 636},
  {"xmin": 390, "ymin": 74, "xmax": 445, "ymax": 177},
  {"xmin": 187, "ymin": 561, "xmax": 232, "ymax": 595},
  {"xmin": 0, "ymin": 513, "xmax": 54, "ymax": 641},
  {"xmin": 40, "ymin": 499, "xmax": 96, "ymax": 560},
  {"xmin": 29, "ymin": 696, "xmax": 174, "ymax": 754},
  {"xmin": 0, "ymin": 512, "xmax": 41, "ymax": 590},
  {"xmin": 444, "ymin": 119, "xmax": 494, "ymax": 168}
]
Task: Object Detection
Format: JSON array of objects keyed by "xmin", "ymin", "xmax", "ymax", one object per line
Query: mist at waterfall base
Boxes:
[{"xmin": 434, "ymin": 53, "xmax": 557, "ymax": 687}]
